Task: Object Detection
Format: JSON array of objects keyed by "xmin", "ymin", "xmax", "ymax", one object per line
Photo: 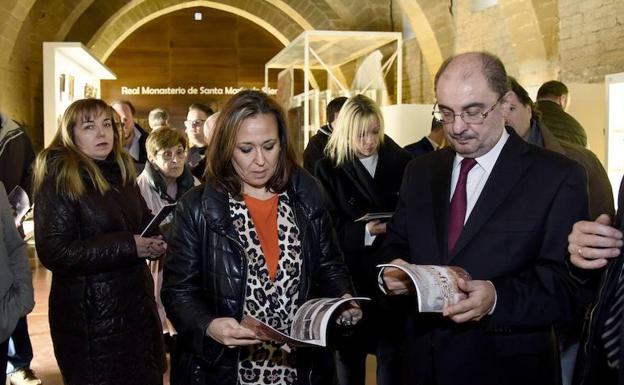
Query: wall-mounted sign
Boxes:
[{"xmin": 120, "ymin": 85, "xmax": 278, "ymax": 96}]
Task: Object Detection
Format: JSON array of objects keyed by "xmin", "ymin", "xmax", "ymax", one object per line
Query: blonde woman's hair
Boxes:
[
  {"xmin": 325, "ymin": 94, "xmax": 384, "ymax": 166},
  {"xmin": 33, "ymin": 98, "xmax": 136, "ymax": 200},
  {"xmin": 146, "ymin": 127, "xmax": 187, "ymax": 159}
]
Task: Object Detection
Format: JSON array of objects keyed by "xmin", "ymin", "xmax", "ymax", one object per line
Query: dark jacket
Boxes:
[
  {"xmin": 315, "ymin": 135, "xmax": 412, "ymax": 296},
  {"xmin": 161, "ymin": 169, "xmax": 353, "ymax": 385},
  {"xmin": 573, "ymin": 180, "xmax": 624, "ymax": 385},
  {"xmin": 186, "ymin": 146, "xmax": 207, "ymax": 180},
  {"xmin": 0, "ymin": 114, "xmax": 35, "ymax": 195},
  {"xmin": 303, "ymin": 123, "xmax": 332, "ymax": 175},
  {"xmin": 404, "ymin": 136, "xmax": 435, "ymax": 158},
  {"xmin": 34, "ymin": 158, "xmax": 165, "ymax": 385},
  {"xmin": 381, "ymin": 129, "xmax": 588, "ymax": 385},
  {"xmin": 536, "ymin": 100, "xmax": 588, "ymax": 147}
]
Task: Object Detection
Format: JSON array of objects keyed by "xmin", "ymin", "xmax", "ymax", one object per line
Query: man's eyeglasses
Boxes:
[
  {"xmin": 185, "ymin": 119, "xmax": 205, "ymax": 128},
  {"xmin": 432, "ymin": 95, "xmax": 504, "ymax": 125},
  {"xmin": 157, "ymin": 148, "xmax": 187, "ymax": 161}
]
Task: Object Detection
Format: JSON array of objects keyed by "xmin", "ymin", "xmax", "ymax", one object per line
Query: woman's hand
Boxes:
[
  {"xmin": 367, "ymin": 220, "xmax": 387, "ymax": 236},
  {"xmin": 134, "ymin": 235, "xmax": 167, "ymax": 260},
  {"xmin": 206, "ymin": 317, "xmax": 262, "ymax": 348},
  {"xmin": 336, "ymin": 294, "xmax": 363, "ymax": 326},
  {"xmin": 568, "ymin": 214, "xmax": 623, "ymax": 270}
]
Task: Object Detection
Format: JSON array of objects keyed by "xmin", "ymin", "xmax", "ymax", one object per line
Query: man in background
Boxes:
[
  {"xmin": 404, "ymin": 118, "xmax": 444, "ymax": 157},
  {"xmin": 536, "ymin": 80, "xmax": 588, "ymax": 147},
  {"xmin": 112, "ymin": 100, "xmax": 148, "ymax": 169},
  {"xmin": 303, "ymin": 96, "xmax": 347, "ymax": 174},
  {"xmin": 0, "ymin": 113, "xmax": 40, "ymax": 385},
  {"xmin": 184, "ymin": 103, "xmax": 214, "ymax": 179},
  {"xmin": 148, "ymin": 107, "xmax": 169, "ymax": 130}
]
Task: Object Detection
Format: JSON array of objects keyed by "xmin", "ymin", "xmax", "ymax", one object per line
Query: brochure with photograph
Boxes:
[
  {"xmin": 354, "ymin": 212, "xmax": 394, "ymax": 222},
  {"xmin": 377, "ymin": 264, "xmax": 472, "ymax": 312},
  {"xmin": 140, "ymin": 203, "xmax": 177, "ymax": 236},
  {"xmin": 8, "ymin": 185, "xmax": 30, "ymax": 227},
  {"xmin": 240, "ymin": 297, "xmax": 370, "ymax": 348}
]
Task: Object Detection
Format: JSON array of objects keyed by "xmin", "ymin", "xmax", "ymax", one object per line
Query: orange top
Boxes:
[{"xmin": 243, "ymin": 194, "xmax": 279, "ymax": 281}]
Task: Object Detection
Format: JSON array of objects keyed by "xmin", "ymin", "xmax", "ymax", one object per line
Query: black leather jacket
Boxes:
[{"xmin": 162, "ymin": 169, "xmax": 353, "ymax": 385}]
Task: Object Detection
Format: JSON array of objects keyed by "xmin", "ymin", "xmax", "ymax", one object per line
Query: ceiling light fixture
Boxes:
[{"xmin": 194, "ymin": 12, "xmax": 203, "ymax": 21}]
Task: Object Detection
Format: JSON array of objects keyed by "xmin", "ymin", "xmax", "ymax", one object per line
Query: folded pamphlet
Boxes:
[
  {"xmin": 377, "ymin": 263, "xmax": 471, "ymax": 312},
  {"xmin": 354, "ymin": 212, "xmax": 394, "ymax": 222},
  {"xmin": 240, "ymin": 297, "xmax": 370, "ymax": 348},
  {"xmin": 140, "ymin": 203, "xmax": 177, "ymax": 236}
]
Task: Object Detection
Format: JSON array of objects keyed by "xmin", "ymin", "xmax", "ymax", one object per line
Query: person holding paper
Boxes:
[
  {"xmin": 162, "ymin": 90, "xmax": 359, "ymax": 385},
  {"xmin": 32, "ymin": 99, "xmax": 166, "ymax": 385},
  {"xmin": 137, "ymin": 127, "xmax": 199, "ymax": 346},
  {"xmin": 380, "ymin": 52, "xmax": 588, "ymax": 385},
  {"xmin": 0, "ymin": 182, "xmax": 34, "ymax": 385},
  {"xmin": 314, "ymin": 94, "xmax": 412, "ymax": 385}
]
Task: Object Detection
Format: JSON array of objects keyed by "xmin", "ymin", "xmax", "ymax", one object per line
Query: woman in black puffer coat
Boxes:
[{"xmin": 33, "ymin": 99, "xmax": 166, "ymax": 385}]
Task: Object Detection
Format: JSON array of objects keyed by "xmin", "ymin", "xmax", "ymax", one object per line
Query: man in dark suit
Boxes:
[
  {"xmin": 380, "ymin": 52, "xmax": 589, "ymax": 385},
  {"xmin": 303, "ymin": 96, "xmax": 347, "ymax": 174},
  {"xmin": 404, "ymin": 118, "xmax": 444, "ymax": 157},
  {"xmin": 567, "ymin": 178, "xmax": 624, "ymax": 385}
]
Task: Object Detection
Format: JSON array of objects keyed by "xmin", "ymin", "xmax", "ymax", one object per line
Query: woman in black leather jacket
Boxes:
[
  {"xmin": 33, "ymin": 99, "xmax": 166, "ymax": 385},
  {"xmin": 161, "ymin": 90, "xmax": 357, "ymax": 385}
]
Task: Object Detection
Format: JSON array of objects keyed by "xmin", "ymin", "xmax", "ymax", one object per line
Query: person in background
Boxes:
[
  {"xmin": 184, "ymin": 103, "xmax": 214, "ymax": 179},
  {"xmin": 380, "ymin": 52, "xmax": 588, "ymax": 385},
  {"xmin": 202, "ymin": 111, "xmax": 219, "ymax": 149},
  {"xmin": 112, "ymin": 99, "xmax": 149, "ymax": 169},
  {"xmin": 0, "ymin": 112, "xmax": 40, "ymax": 385},
  {"xmin": 303, "ymin": 96, "xmax": 348, "ymax": 174},
  {"xmin": 567, "ymin": 176, "xmax": 624, "ymax": 385},
  {"xmin": 148, "ymin": 108, "xmax": 170, "ymax": 130},
  {"xmin": 0, "ymin": 181, "xmax": 34, "ymax": 385},
  {"xmin": 315, "ymin": 94, "xmax": 412, "ymax": 385},
  {"xmin": 137, "ymin": 127, "xmax": 199, "ymax": 347},
  {"xmin": 33, "ymin": 98, "xmax": 166, "ymax": 385},
  {"xmin": 536, "ymin": 80, "xmax": 588, "ymax": 147},
  {"xmin": 404, "ymin": 118, "xmax": 445, "ymax": 157},
  {"xmin": 162, "ymin": 90, "xmax": 359, "ymax": 385},
  {"xmin": 505, "ymin": 75, "xmax": 613, "ymax": 385}
]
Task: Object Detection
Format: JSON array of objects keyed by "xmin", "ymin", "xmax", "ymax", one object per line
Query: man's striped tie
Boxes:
[{"xmin": 602, "ymin": 262, "xmax": 624, "ymax": 369}]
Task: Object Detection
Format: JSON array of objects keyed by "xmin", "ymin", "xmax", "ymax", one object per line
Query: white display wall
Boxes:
[{"xmin": 43, "ymin": 42, "xmax": 116, "ymax": 146}]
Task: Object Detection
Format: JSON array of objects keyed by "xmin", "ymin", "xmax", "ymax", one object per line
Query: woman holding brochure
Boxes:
[
  {"xmin": 315, "ymin": 94, "xmax": 412, "ymax": 385},
  {"xmin": 33, "ymin": 99, "xmax": 166, "ymax": 385},
  {"xmin": 137, "ymin": 127, "xmax": 199, "ymax": 343},
  {"xmin": 162, "ymin": 90, "xmax": 359, "ymax": 385}
]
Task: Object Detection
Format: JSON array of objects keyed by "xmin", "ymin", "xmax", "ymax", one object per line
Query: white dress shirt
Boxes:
[
  {"xmin": 449, "ymin": 129, "xmax": 510, "ymax": 223},
  {"xmin": 359, "ymin": 153, "xmax": 379, "ymax": 246}
]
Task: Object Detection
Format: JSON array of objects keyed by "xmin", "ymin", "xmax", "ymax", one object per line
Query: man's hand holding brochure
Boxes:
[{"xmin": 378, "ymin": 259, "xmax": 496, "ymax": 322}]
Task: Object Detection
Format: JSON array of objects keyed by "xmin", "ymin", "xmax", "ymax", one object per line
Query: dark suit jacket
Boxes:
[
  {"xmin": 382, "ymin": 128, "xmax": 589, "ymax": 385},
  {"xmin": 303, "ymin": 124, "xmax": 332, "ymax": 174},
  {"xmin": 315, "ymin": 135, "xmax": 412, "ymax": 296},
  {"xmin": 404, "ymin": 136, "xmax": 435, "ymax": 157}
]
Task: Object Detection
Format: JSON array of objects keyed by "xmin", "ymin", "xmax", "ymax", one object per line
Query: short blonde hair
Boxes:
[
  {"xmin": 325, "ymin": 94, "xmax": 384, "ymax": 166},
  {"xmin": 146, "ymin": 127, "xmax": 187, "ymax": 159}
]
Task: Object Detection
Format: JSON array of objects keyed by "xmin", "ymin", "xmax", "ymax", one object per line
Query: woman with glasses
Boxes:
[
  {"xmin": 137, "ymin": 127, "xmax": 199, "ymax": 343},
  {"xmin": 314, "ymin": 94, "xmax": 412, "ymax": 385},
  {"xmin": 32, "ymin": 99, "xmax": 166, "ymax": 384},
  {"xmin": 162, "ymin": 90, "xmax": 359, "ymax": 385}
]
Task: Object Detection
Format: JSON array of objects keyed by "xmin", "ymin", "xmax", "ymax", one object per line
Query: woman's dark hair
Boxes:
[{"xmin": 205, "ymin": 90, "xmax": 297, "ymax": 198}]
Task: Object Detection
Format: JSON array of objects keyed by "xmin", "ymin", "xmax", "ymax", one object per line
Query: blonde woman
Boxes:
[
  {"xmin": 33, "ymin": 99, "xmax": 166, "ymax": 385},
  {"xmin": 315, "ymin": 94, "xmax": 412, "ymax": 385}
]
